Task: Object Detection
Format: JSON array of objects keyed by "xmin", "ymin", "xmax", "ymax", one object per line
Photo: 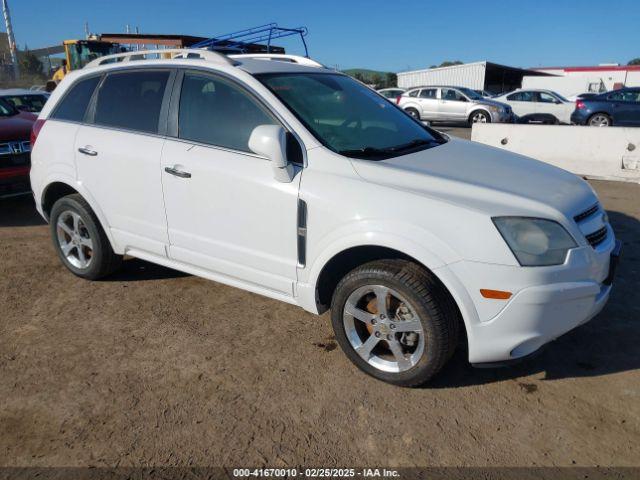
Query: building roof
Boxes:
[
  {"xmin": 398, "ymin": 61, "xmax": 550, "ymax": 76},
  {"xmin": 533, "ymin": 65, "xmax": 640, "ymax": 72}
]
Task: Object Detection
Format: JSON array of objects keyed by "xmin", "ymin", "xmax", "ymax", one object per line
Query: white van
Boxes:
[{"xmin": 30, "ymin": 50, "xmax": 620, "ymax": 386}]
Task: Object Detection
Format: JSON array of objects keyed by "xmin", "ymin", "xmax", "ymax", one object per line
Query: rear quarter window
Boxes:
[{"xmin": 51, "ymin": 76, "xmax": 101, "ymax": 122}]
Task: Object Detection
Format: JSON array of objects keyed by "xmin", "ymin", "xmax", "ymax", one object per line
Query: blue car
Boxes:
[{"xmin": 571, "ymin": 87, "xmax": 640, "ymax": 126}]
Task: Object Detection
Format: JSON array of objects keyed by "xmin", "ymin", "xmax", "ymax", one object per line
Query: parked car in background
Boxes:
[
  {"xmin": 571, "ymin": 88, "xmax": 640, "ymax": 127},
  {"xmin": 398, "ymin": 85, "xmax": 513, "ymax": 124},
  {"xmin": 566, "ymin": 92, "xmax": 601, "ymax": 102},
  {"xmin": 493, "ymin": 89, "xmax": 574, "ymax": 124},
  {"xmin": 377, "ymin": 87, "xmax": 406, "ymax": 102},
  {"xmin": 0, "ymin": 89, "xmax": 50, "ymax": 113},
  {"xmin": 0, "ymin": 98, "xmax": 36, "ymax": 197}
]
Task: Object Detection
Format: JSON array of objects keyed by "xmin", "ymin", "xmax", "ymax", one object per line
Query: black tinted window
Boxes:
[
  {"xmin": 52, "ymin": 76, "xmax": 100, "ymax": 122},
  {"xmin": 94, "ymin": 70, "xmax": 170, "ymax": 133},
  {"xmin": 178, "ymin": 72, "xmax": 276, "ymax": 152},
  {"xmin": 419, "ymin": 89, "xmax": 436, "ymax": 99}
]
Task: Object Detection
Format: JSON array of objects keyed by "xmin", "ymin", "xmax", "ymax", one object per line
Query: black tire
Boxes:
[
  {"xmin": 330, "ymin": 259, "xmax": 460, "ymax": 387},
  {"xmin": 50, "ymin": 194, "xmax": 122, "ymax": 280},
  {"xmin": 469, "ymin": 110, "xmax": 491, "ymax": 125},
  {"xmin": 588, "ymin": 113, "xmax": 612, "ymax": 127},
  {"xmin": 405, "ymin": 108, "xmax": 420, "ymax": 120}
]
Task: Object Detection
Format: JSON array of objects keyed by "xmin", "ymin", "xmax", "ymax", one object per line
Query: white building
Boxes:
[
  {"xmin": 525, "ymin": 65, "xmax": 640, "ymax": 96},
  {"xmin": 397, "ymin": 61, "xmax": 551, "ymax": 94}
]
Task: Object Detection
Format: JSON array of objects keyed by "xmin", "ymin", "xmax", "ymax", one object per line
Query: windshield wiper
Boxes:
[
  {"xmin": 338, "ymin": 146, "xmax": 389, "ymax": 158},
  {"xmin": 386, "ymin": 138, "xmax": 435, "ymax": 153}
]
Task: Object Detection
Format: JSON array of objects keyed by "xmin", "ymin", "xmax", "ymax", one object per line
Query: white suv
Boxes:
[{"xmin": 30, "ymin": 49, "xmax": 620, "ymax": 386}]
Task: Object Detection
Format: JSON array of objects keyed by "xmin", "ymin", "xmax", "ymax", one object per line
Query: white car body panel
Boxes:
[{"xmin": 30, "ymin": 56, "xmax": 617, "ymax": 365}]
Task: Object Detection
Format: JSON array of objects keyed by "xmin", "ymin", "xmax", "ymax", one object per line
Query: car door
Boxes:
[
  {"xmin": 160, "ymin": 70, "xmax": 301, "ymax": 296},
  {"xmin": 535, "ymin": 91, "xmax": 570, "ymax": 122},
  {"xmin": 416, "ymin": 88, "xmax": 438, "ymax": 119},
  {"xmin": 74, "ymin": 68, "xmax": 174, "ymax": 257},
  {"xmin": 611, "ymin": 90, "xmax": 640, "ymax": 126},
  {"xmin": 438, "ymin": 88, "xmax": 468, "ymax": 121},
  {"xmin": 505, "ymin": 91, "xmax": 536, "ymax": 118}
]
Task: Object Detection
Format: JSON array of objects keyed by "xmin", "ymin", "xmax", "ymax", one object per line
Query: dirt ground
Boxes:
[{"xmin": 1, "ymin": 177, "xmax": 639, "ymax": 469}]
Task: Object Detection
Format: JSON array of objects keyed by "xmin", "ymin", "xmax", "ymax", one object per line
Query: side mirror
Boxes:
[{"xmin": 248, "ymin": 125, "xmax": 295, "ymax": 183}]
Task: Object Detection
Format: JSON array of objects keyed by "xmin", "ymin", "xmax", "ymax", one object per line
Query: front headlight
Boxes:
[
  {"xmin": 487, "ymin": 105, "xmax": 499, "ymax": 112},
  {"xmin": 493, "ymin": 217, "xmax": 577, "ymax": 266}
]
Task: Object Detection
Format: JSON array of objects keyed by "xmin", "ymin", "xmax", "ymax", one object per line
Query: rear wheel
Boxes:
[
  {"xmin": 50, "ymin": 194, "xmax": 122, "ymax": 280},
  {"xmin": 330, "ymin": 259, "xmax": 460, "ymax": 387},
  {"xmin": 588, "ymin": 113, "xmax": 611, "ymax": 127},
  {"xmin": 469, "ymin": 110, "xmax": 491, "ymax": 124},
  {"xmin": 405, "ymin": 108, "xmax": 420, "ymax": 120}
]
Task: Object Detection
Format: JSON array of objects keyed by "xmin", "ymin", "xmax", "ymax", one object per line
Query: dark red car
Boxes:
[{"xmin": 0, "ymin": 97, "xmax": 36, "ymax": 197}]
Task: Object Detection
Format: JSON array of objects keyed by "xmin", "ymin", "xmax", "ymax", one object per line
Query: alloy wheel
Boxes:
[
  {"xmin": 342, "ymin": 285, "xmax": 425, "ymax": 373},
  {"xmin": 589, "ymin": 114, "xmax": 610, "ymax": 127},
  {"xmin": 56, "ymin": 210, "xmax": 94, "ymax": 269}
]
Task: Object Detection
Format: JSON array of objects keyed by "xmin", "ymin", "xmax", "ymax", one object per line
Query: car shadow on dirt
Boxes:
[
  {"xmin": 106, "ymin": 257, "xmax": 190, "ymax": 282},
  {"xmin": 429, "ymin": 210, "xmax": 640, "ymax": 388},
  {"xmin": 0, "ymin": 195, "xmax": 46, "ymax": 227}
]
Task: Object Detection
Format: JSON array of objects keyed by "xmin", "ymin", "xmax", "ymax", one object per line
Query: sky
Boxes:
[{"xmin": 4, "ymin": 0, "xmax": 640, "ymax": 72}]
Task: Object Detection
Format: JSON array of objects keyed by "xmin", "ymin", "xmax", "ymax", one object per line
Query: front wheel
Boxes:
[
  {"xmin": 330, "ymin": 260, "xmax": 460, "ymax": 387},
  {"xmin": 469, "ymin": 110, "xmax": 491, "ymax": 124}
]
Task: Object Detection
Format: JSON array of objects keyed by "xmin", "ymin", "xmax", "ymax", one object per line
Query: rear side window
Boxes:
[
  {"xmin": 178, "ymin": 72, "xmax": 276, "ymax": 152},
  {"xmin": 51, "ymin": 76, "xmax": 100, "ymax": 122},
  {"xmin": 408, "ymin": 90, "xmax": 419, "ymax": 97},
  {"xmin": 507, "ymin": 91, "xmax": 534, "ymax": 102},
  {"xmin": 94, "ymin": 70, "xmax": 170, "ymax": 133}
]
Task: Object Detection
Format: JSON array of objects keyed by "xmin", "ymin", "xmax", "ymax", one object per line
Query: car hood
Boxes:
[
  {"xmin": 350, "ymin": 138, "xmax": 596, "ymax": 218},
  {"xmin": 0, "ymin": 112, "xmax": 35, "ymax": 142},
  {"xmin": 476, "ymin": 98, "xmax": 511, "ymax": 109}
]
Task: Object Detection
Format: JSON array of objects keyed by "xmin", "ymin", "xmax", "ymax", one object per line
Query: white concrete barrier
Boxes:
[{"xmin": 471, "ymin": 124, "xmax": 640, "ymax": 183}]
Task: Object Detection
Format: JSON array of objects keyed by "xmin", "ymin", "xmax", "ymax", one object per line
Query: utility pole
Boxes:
[{"xmin": 2, "ymin": 0, "xmax": 19, "ymax": 80}]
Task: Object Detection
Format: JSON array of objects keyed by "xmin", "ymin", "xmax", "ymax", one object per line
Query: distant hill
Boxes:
[{"xmin": 342, "ymin": 68, "xmax": 397, "ymax": 88}]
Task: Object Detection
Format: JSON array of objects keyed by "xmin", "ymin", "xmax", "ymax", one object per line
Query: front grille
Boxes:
[
  {"xmin": 0, "ymin": 152, "xmax": 30, "ymax": 168},
  {"xmin": 574, "ymin": 203, "xmax": 599, "ymax": 223},
  {"xmin": 585, "ymin": 226, "xmax": 607, "ymax": 247}
]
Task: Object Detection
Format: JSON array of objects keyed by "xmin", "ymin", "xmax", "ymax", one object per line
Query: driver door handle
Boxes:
[
  {"xmin": 164, "ymin": 166, "xmax": 192, "ymax": 178},
  {"xmin": 78, "ymin": 147, "xmax": 98, "ymax": 156}
]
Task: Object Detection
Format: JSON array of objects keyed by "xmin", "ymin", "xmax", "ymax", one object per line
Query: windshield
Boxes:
[
  {"xmin": 458, "ymin": 87, "xmax": 483, "ymax": 100},
  {"xmin": 0, "ymin": 98, "xmax": 18, "ymax": 117},
  {"xmin": 67, "ymin": 41, "xmax": 121, "ymax": 70},
  {"xmin": 2, "ymin": 94, "xmax": 47, "ymax": 112},
  {"xmin": 258, "ymin": 73, "xmax": 445, "ymax": 160},
  {"xmin": 552, "ymin": 91, "xmax": 570, "ymax": 102}
]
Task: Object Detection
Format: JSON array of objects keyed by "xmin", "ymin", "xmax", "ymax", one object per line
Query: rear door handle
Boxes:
[
  {"xmin": 164, "ymin": 166, "xmax": 191, "ymax": 178},
  {"xmin": 78, "ymin": 147, "xmax": 98, "ymax": 156}
]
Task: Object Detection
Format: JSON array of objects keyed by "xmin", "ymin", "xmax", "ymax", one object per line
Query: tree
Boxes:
[
  {"xmin": 353, "ymin": 72, "xmax": 365, "ymax": 82},
  {"xmin": 370, "ymin": 73, "xmax": 383, "ymax": 88},
  {"xmin": 19, "ymin": 51, "xmax": 44, "ymax": 77},
  {"xmin": 435, "ymin": 60, "xmax": 463, "ymax": 68},
  {"xmin": 628, "ymin": 58, "xmax": 640, "ymax": 66},
  {"xmin": 384, "ymin": 72, "xmax": 397, "ymax": 88}
]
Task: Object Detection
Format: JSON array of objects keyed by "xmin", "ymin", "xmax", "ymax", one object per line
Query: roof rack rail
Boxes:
[
  {"xmin": 229, "ymin": 54, "xmax": 324, "ymax": 68},
  {"xmin": 84, "ymin": 48, "xmax": 237, "ymax": 69}
]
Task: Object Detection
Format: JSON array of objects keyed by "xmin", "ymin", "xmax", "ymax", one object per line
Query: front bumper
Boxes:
[{"xmin": 441, "ymin": 237, "xmax": 621, "ymax": 364}]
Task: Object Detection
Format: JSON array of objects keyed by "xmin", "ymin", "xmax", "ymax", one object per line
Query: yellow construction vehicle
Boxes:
[{"xmin": 62, "ymin": 39, "xmax": 122, "ymax": 71}]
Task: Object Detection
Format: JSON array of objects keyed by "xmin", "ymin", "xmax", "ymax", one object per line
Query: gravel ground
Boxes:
[{"xmin": 1, "ymin": 172, "xmax": 639, "ymax": 468}]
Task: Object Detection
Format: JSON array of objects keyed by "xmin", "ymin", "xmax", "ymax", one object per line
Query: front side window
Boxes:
[
  {"xmin": 52, "ymin": 76, "xmax": 100, "ymax": 122},
  {"xmin": 178, "ymin": 72, "xmax": 277, "ymax": 152},
  {"xmin": 441, "ymin": 88, "xmax": 467, "ymax": 102},
  {"xmin": 94, "ymin": 70, "xmax": 170, "ymax": 133},
  {"xmin": 0, "ymin": 98, "xmax": 18, "ymax": 117},
  {"xmin": 258, "ymin": 73, "xmax": 444, "ymax": 159},
  {"xmin": 537, "ymin": 92, "xmax": 557, "ymax": 103}
]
